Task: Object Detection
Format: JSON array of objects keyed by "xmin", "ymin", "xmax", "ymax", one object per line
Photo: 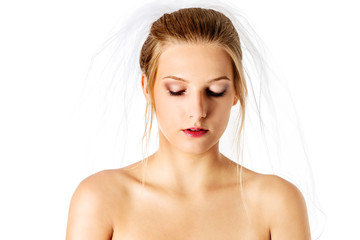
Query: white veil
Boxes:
[{"xmin": 73, "ymin": 0, "xmax": 325, "ymax": 238}]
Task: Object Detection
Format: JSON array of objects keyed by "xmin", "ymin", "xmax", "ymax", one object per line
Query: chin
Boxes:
[
  {"xmin": 159, "ymin": 130, "xmax": 220, "ymax": 155},
  {"xmin": 176, "ymin": 140, "xmax": 218, "ymax": 155}
]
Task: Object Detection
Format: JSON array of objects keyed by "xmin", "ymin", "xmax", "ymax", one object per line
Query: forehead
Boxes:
[{"xmin": 156, "ymin": 43, "xmax": 234, "ymax": 82}]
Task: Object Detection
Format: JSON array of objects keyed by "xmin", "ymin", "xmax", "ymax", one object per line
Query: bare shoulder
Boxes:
[
  {"xmin": 69, "ymin": 169, "xmax": 134, "ymax": 205},
  {"xmin": 253, "ymin": 174, "xmax": 305, "ymax": 202},
  {"xmin": 66, "ymin": 167, "xmax": 142, "ymax": 240},
  {"xmin": 246, "ymin": 172, "xmax": 311, "ymax": 240},
  {"xmin": 74, "ymin": 167, "xmax": 140, "ymax": 195},
  {"xmin": 242, "ymin": 170, "xmax": 306, "ymax": 207}
]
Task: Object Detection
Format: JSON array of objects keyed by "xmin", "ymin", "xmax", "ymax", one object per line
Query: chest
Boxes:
[{"xmin": 110, "ymin": 191, "xmax": 269, "ymax": 240}]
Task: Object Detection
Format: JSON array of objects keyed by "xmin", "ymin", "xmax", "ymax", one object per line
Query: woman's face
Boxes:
[{"xmin": 144, "ymin": 43, "xmax": 238, "ymax": 155}]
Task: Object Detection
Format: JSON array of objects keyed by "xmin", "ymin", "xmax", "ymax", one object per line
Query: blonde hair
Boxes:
[{"xmin": 139, "ymin": 8, "xmax": 248, "ymax": 159}]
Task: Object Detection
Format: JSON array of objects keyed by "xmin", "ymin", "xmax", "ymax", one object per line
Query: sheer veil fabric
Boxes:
[{"xmin": 73, "ymin": 0, "xmax": 325, "ymax": 238}]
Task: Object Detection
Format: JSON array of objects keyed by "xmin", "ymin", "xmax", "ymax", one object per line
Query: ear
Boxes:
[
  {"xmin": 141, "ymin": 73, "xmax": 150, "ymax": 103},
  {"xmin": 232, "ymin": 94, "xmax": 239, "ymax": 106}
]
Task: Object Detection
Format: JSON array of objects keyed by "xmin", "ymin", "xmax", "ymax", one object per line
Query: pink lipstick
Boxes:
[{"xmin": 182, "ymin": 128, "xmax": 208, "ymax": 137}]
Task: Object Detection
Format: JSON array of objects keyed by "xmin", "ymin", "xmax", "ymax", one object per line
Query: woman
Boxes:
[{"xmin": 66, "ymin": 6, "xmax": 311, "ymax": 240}]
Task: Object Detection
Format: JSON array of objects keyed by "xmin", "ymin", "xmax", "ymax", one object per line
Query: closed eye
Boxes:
[
  {"xmin": 169, "ymin": 90, "xmax": 186, "ymax": 96},
  {"xmin": 206, "ymin": 89, "xmax": 226, "ymax": 97},
  {"xmin": 168, "ymin": 89, "xmax": 227, "ymax": 97}
]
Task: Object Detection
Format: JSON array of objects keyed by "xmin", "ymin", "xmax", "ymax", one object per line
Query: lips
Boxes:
[{"xmin": 182, "ymin": 127, "xmax": 208, "ymax": 137}]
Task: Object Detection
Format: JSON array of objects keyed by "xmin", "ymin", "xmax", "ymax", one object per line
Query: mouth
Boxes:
[{"xmin": 182, "ymin": 127, "xmax": 208, "ymax": 137}]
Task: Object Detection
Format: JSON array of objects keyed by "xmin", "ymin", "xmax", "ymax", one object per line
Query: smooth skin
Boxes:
[{"xmin": 66, "ymin": 43, "xmax": 311, "ymax": 240}]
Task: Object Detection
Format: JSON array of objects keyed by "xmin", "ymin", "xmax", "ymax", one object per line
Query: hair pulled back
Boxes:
[{"xmin": 140, "ymin": 7, "xmax": 247, "ymax": 150}]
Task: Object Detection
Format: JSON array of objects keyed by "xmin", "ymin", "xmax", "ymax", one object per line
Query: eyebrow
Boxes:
[{"xmin": 162, "ymin": 75, "xmax": 230, "ymax": 83}]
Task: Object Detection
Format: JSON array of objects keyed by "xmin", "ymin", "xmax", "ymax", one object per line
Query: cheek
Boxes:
[
  {"xmin": 215, "ymin": 102, "xmax": 232, "ymax": 121},
  {"xmin": 154, "ymin": 92, "xmax": 182, "ymax": 129},
  {"xmin": 212, "ymin": 96, "xmax": 235, "ymax": 128}
]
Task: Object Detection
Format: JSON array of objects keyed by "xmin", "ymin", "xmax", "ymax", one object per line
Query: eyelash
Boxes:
[
  {"xmin": 168, "ymin": 89, "xmax": 226, "ymax": 97},
  {"xmin": 169, "ymin": 90, "xmax": 186, "ymax": 96}
]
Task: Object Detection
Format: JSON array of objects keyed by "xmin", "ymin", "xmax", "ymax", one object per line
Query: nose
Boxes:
[{"xmin": 187, "ymin": 91, "xmax": 207, "ymax": 120}]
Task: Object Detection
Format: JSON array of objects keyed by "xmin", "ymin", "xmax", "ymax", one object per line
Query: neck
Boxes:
[{"xmin": 143, "ymin": 132, "xmax": 235, "ymax": 195}]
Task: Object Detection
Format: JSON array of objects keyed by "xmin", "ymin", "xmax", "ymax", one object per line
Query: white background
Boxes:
[{"xmin": 0, "ymin": 0, "xmax": 359, "ymax": 239}]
